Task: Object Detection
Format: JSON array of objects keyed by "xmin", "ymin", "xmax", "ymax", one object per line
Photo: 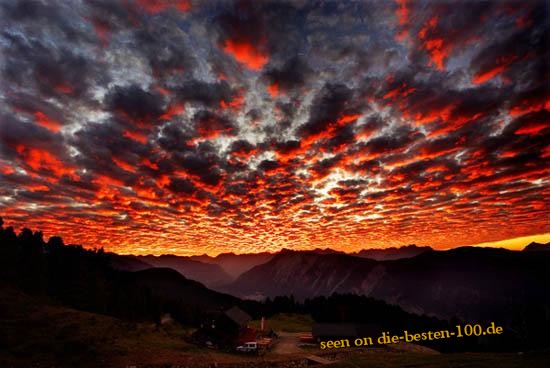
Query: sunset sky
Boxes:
[{"xmin": 1, "ymin": 0, "xmax": 548, "ymax": 256}]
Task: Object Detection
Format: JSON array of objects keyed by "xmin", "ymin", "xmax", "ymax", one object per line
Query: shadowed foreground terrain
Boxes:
[
  {"xmin": 0, "ymin": 284, "xmax": 291, "ymax": 368},
  {"xmin": 330, "ymin": 351, "xmax": 550, "ymax": 368},
  {"xmin": 3, "ymin": 284, "xmax": 550, "ymax": 368}
]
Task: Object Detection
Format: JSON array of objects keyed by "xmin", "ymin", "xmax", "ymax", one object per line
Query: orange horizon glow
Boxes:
[
  {"xmin": 466, "ymin": 233, "xmax": 550, "ymax": 251},
  {"xmin": 1, "ymin": 215, "xmax": 548, "ymax": 257}
]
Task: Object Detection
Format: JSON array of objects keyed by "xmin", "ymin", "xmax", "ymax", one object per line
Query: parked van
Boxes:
[{"xmin": 236, "ymin": 342, "xmax": 257, "ymax": 353}]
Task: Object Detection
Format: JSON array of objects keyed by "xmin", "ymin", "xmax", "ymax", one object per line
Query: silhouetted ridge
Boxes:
[
  {"xmin": 0, "ymin": 217, "xmax": 244, "ymax": 326},
  {"xmin": 523, "ymin": 242, "xmax": 550, "ymax": 252}
]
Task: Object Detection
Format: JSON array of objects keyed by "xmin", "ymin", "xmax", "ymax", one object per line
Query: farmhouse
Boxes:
[{"xmin": 192, "ymin": 306, "xmax": 255, "ymax": 348}]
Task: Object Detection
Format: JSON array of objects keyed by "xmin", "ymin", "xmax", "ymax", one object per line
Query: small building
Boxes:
[
  {"xmin": 223, "ymin": 306, "xmax": 252, "ymax": 332},
  {"xmin": 192, "ymin": 306, "xmax": 254, "ymax": 349}
]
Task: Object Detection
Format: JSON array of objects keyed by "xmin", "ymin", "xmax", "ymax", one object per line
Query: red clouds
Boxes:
[
  {"xmin": 195, "ymin": 112, "xmax": 237, "ymax": 139},
  {"xmin": 220, "ymin": 93, "xmax": 245, "ymax": 111},
  {"xmin": 472, "ymin": 54, "xmax": 520, "ymax": 84},
  {"xmin": 137, "ymin": 0, "xmax": 191, "ymax": 14},
  {"xmin": 222, "ymin": 37, "xmax": 269, "ymax": 71},
  {"xmin": 15, "ymin": 146, "xmax": 73, "ymax": 179},
  {"xmin": 383, "ymin": 82, "xmax": 416, "ymax": 101},
  {"xmin": 512, "ymin": 111, "xmax": 549, "ymax": 136},
  {"xmin": 1, "ymin": 0, "xmax": 548, "ymax": 256},
  {"xmin": 217, "ymin": 5, "xmax": 271, "ymax": 71},
  {"xmin": 417, "ymin": 16, "xmax": 452, "ymax": 71},
  {"xmin": 267, "ymin": 83, "xmax": 279, "ymax": 97},
  {"xmin": 509, "ymin": 88, "xmax": 549, "ymax": 117},
  {"xmin": 160, "ymin": 103, "xmax": 185, "ymax": 121},
  {"xmin": 395, "ymin": 0, "xmax": 410, "ymax": 41},
  {"xmin": 33, "ymin": 111, "xmax": 62, "ymax": 133},
  {"xmin": 123, "ymin": 130, "xmax": 149, "ymax": 144}
]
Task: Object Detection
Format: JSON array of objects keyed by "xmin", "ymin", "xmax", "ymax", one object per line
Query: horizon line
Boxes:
[{"xmin": 113, "ymin": 232, "xmax": 550, "ymax": 258}]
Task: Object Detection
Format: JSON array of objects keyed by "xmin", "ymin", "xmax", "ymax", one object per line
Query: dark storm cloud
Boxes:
[
  {"xmin": 297, "ymin": 83, "xmax": 358, "ymax": 139},
  {"xmin": 274, "ymin": 140, "xmax": 302, "ymax": 156},
  {"xmin": 157, "ymin": 121, "xmax": 195, "ymax": 152},
  {"xmin": 323, "ymin": 124, "xmax": 357, "ymax": 153},
  {"xmin": 1, "ymin": 0, "xmax": 86, "ymax": 39},
  {"xmin": 167, "ymin": 177, "xmax": 197, "ymax": 195},
  {"xmin": 366, "ymin": 125, "xmax": 424, "ymax": 156},
  {"xmin": 0, "ymin": 115, "xmax": 63, "ymax": 157},
  {"xmin": 173, "ymin": 79, "xmax": 235, "ymax": 107},
  {"xmin": 211, "ymin": 0, "xmax": 309, "ymax": 64},
  {"xmin": 172, "ymin": 145, "xmax": 224, "ymax": 187},
  {"xmin": 258, "ymin": 159, "xmax": 280, "ymax": 173},
  {"xmin": 1, "ymin": 29, "xmax": 98, "ymax": 98},
  {"xmin": 228, "ymin": 139, "xmax": 256, "ymax": 157},
  {"xmin": 469, "ymin": 2, "xmax": 548, "ymax": 84},
  {"xmin": 106, "ymin": 85, "xmax": 165, "ymax": 125},
  {"xmin": 309, "ymin": 155, "xmax": 344, "ymax": 180},
  {"xmin": 263, "ymin": 56, "xmax": 313, "ymax": 93},
  {"xmin": 4, "ymin": 92, "xmax": 67, "ymax": 128},
  {"xmin": 70, "ymin": 120, "xmax": 151, "ymax": 185},
  {"xmin": 132, "ymin": 19, "xmax": 195, "ymax": 78},
  {"xmin": 193, "ymin": 110, "xmax": 238, "ymax": 138}
]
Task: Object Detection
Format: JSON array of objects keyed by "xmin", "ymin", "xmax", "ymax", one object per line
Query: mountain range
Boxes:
[
  {"xmin": 350, "ymin": 244, "xmax": 433, "ymax": 260},
  {"xmin": 219, "ymin": 244, "xmax": 550, "ymax": 332},
  {"xmin": 110, "ymin": 244, "xmax": 435, "ymax": 286},
  {"xmin": 108, "ymin": 242, "xmax": 550, "ymax": 335}
]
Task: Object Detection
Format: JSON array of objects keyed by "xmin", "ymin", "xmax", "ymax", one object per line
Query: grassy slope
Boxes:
[
  {"xmin": 0, "ymin": 284, "xmax": 262, "ymax": 367},
  {"xmin": 2, "ymin": 287, "xmax": 548, "ymax": 367},
  {"xmin": 249, "ymin": 313, "xmax": 314, "ymax": 333}
]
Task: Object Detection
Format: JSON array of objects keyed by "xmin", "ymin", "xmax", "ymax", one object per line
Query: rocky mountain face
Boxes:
[
  {"xmin": 221, "ymin": 247, "xmax": 550, "ymax": 329},
  {"xmin": 112, "ymin": 245, "xmax": 439, "ymax": 287},
  {"xmin": 108, "ymin": 252, "xmax": 274, "ymax": 289}
]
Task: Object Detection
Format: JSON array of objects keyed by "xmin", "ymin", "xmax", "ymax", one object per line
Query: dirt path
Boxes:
[{"xmin": 272, "ymin": 332, "xmax": 304, "ymax": 354}]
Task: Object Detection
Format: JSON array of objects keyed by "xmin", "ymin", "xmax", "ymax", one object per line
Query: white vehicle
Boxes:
[{"xmin": 236, "ymin": 342, "xmax": 257, "ymax": 353}]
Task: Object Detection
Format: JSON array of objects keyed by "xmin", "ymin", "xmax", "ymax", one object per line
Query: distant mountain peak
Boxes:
[
  {"xmin": 351, "ymin": 244, "xmax": 434, "ymax": 261},
  {"xmin": 311, "ymin": 247, "xmax": 346, "ymax": 255},
  {"xmin": 523, "ymin": 242, "xmax": 550, "ymax": 252}
]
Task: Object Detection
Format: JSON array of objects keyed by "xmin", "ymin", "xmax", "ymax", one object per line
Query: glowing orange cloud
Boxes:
[
  {"xmin": 220, "ymin": 93, "xmax": 245, "ymax": 110},
  {"xmin": 34, "ymin": 111, "xmax": 62, "ymax": 133},
  {"xmin": 222, "ymin": 38, "xmax": 269, "ymax": 71},
  {"xmin": 418, "ymin": 16, "xmax": 451, "ymax": 71},
  {"xmin": 160, "ymin": 103, "xmax": 185, "ymax": 121},
  {"xmin": 123, "ymin": 130, "xmax": 149, "ymax": 144},
  {"xmin": 395, "ymin": 0, "xmax": 410, "ymax": 41},
  {"xmin": 267, "ymin": 83, "xmax": 279, "ymax": 97},
  {"xmin": 16, "ymin": 146, "xmax": 73, "ymax": 178},
  {"xmin": 137, "ymin": 0, "xmax": 191, "ymax": 14},
  {"xmin": 472, "ymin": 54, "xmax": 520, "ymax": 84}
]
